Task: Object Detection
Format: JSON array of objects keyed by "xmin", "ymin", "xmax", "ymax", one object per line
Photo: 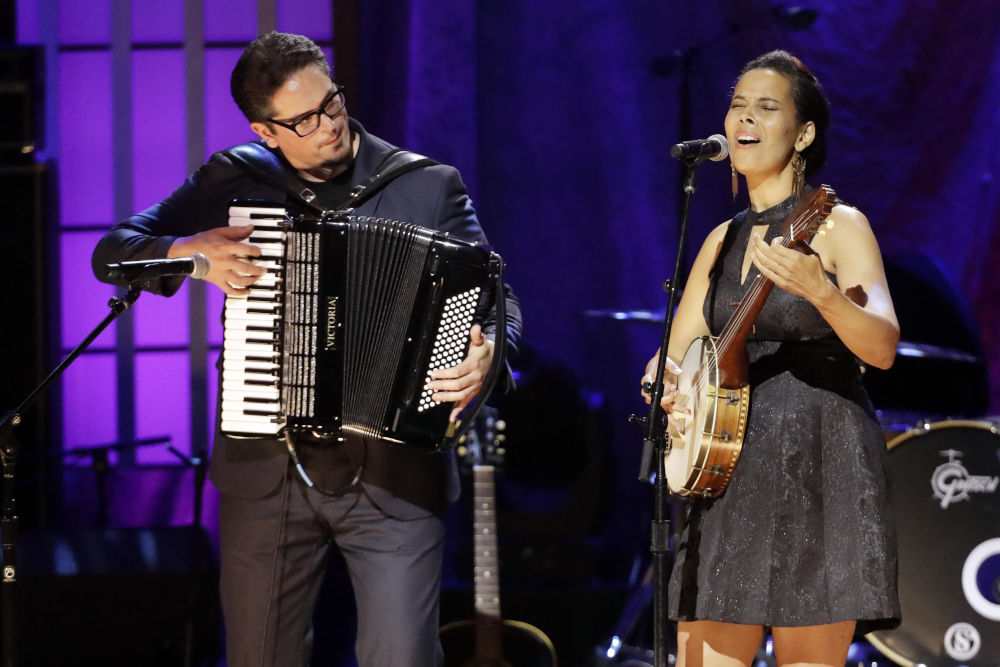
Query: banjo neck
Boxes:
[{"xmin": 714, "ymin": 185, "xmax": 837, "ymax": 387}]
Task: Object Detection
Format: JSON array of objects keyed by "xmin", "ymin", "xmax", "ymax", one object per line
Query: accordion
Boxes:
[{"xmin": 220, "ymin": 202, "xmax": 503, "ymax": 451}]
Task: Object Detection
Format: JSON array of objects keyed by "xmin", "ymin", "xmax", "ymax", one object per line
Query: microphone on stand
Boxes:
[
  {"xmin": 670, "ymin": 134, "xmax": 729, "ymax": 163},
  {"xmin": 105, "ymin": 253, "xmax": 211, "ymax": 282}
]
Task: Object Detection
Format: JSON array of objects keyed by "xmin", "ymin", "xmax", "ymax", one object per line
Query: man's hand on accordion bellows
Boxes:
[
  {"xmin": 168, "ymin": 225, "xmax": 265, "ymax": 296},
  {"xmin": 426, "ymin": 323, "xmax": 495, "ymax": 422}
]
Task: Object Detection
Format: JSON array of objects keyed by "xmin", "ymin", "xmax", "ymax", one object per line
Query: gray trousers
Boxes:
[{"xmin": 218, "ymin": 472, "xmax": 446, "ymax": 667}]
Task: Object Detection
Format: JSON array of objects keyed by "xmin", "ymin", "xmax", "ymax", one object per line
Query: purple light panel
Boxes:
[
  {"xmin": 135, "ymin": 351, "xmax": 191, "ymax": 464},
  {"xmin": 132, "ymin": 50, "xmax": 186, "ymax": 212},
  {"xmin": 58, "ymin": 0, "xmax": 110, "ymax": 44},
  {"xmin": 204, "ymin": 48, "xmax": 256, "ymax": 160},
  {"xmin": 60, "ymin": 231, "xmax": 117, "ymax": 350},
  {"xmin": 132, "ymin": 0, "xmax": 184, "ymax": 43},
  {"xmin": 59, "ymin": 51, "xmax": 113, "ymax": 226},
  {"xmin": 204, "ymin": 0, "xmax": 257, "ymax": 42},
  {"xmin": 15, "ymin": 0, "xmax": 39, "ymax": 43},
  {"xmin": 134, "ymin": 283, "xmax": 191, "ymax": 348},
  {"xmin": 132, "ymin": 48, "xmax": 190, "ymax": 348},
  {"xmin": 278, "ymin": 0, "xmax": 333, "ymax": 40},
  {"xmin": 62, "ymin": 352, "xmax": 117, "ymax": 450}
]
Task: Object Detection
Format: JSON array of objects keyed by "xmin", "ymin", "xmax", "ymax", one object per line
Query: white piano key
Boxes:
[
  {"xmin": 222, "ymin": 341, "xmax": 279, "ymax": 355},
  {"xmin": 219, "ymin": 386, "xmax": 281, "ymax": 401},
  {"xmin": 252, "ymin": 260, "xmax": 283, "ymax": 271},
  {"xmin": 221, "ymin": 417, "xmax": 282, "ymax": 433},
  {"xmin": 221, "ymin": 410, "xmax": 281, "ymax": 424},
  {"xmin": 223, "ymin": 311, "xmax": 279, "ymax": 325},
  {"xmin": 224, "ymin": 330, "xmax": 277, "ymax": 344},
  {"xmin": 222, "ymin": 358, "xmax": 279, "ymax": 371},
  {"xmin": 229, "ymin": 205, "xmax": 288, "ymax": 218},
  {"xmin": 223, "ymin": 378, "xmax": 279, "ymax": 393},
  {"xmin": 223, "ymin": 369, "xmax": 279, "ymax": 384},
  {"xmin": 244, "ymin": 290, "xmax": 280, "ymax": 301},
  {"xmin": 224, "ymin": 307, "xmax": 278, "ymax": 321},
  {"xmin": 233, "ymin": 275, "xmax": 280, "ymax": 289},
  {"xmin": 220, "ymin": 319, "xmax": 278, "ymax": 333},
  {"xmin": 222, "ymin": 398, "xmax": 280, "ymax": 412},
  {"xmin": 226, "ymin": 299, "xmax": 280, "ymax": 313},
  {"xmin": 248, "ymin": 230, "xmax": 286, "ymax": 241}
]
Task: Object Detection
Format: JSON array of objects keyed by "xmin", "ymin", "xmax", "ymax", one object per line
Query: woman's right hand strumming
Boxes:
[{"xmin": 640, "ymin": 353, "xmax": 690, "ymax": 434}]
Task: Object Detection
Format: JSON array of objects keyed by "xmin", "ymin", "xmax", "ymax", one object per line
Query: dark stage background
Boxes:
[{"xmin": 5, "ymin": 0, "xmax": 1000, "ymax": 665}]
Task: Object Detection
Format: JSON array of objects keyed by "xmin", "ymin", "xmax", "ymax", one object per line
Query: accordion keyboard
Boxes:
[{"xmin": 220, "ymin": 204, "xmax": 288, "ymax": 437}]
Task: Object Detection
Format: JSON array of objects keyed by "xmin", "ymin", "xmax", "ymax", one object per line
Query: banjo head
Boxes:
[
  {"xmin": 664, "ymin": 337, "xmax": 716, "ymax": 495},
  {"xmin": 663, "ymin": 336, "xmax": 747, "ymax": 498}
]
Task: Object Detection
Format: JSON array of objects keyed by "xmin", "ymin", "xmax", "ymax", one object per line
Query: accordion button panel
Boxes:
[{"xmin": 417, "ymin": 287, "xmax": 482, "ymax": 412}]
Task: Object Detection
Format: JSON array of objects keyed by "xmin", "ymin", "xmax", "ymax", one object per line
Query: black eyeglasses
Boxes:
[{"xmin": 268, "ymin": 86, "xmax": 347, "ymax": 137}]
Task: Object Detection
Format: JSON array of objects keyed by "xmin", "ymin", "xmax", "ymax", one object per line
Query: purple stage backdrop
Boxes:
[{"xmin": 14, "ymin": 0, "xmax": 1000, "ymax": 587}]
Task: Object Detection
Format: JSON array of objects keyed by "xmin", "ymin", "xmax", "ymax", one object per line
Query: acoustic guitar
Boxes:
[
  {"xmin": 664, "ymin": 185, "xmax": 837, "ymax": 498},
  {"xmin": 439, "ymin": 409, "xmax": 558, "ymax": 667}
]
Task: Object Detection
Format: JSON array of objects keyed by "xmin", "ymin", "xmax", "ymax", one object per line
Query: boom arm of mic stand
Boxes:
[
  {"xmin": 0, "ymin": 284, "xmax": 142, "ymax": 667},
  {"xmin": 636, "ymin": 161, "xmax": 699, "ymax": 667}
]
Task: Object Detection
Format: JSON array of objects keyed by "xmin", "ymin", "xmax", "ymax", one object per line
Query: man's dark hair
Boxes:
[
  {"xmin": 231, "ymin": 32, "xmax": 331, "ymax": 123},
  {"xmin": 739, "ymin": 50, "xmax": 830, "ymax": 178}
]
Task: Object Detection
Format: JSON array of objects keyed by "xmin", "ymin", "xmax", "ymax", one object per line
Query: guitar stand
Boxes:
[{"xmin": 0, "ymin": 284, "xmax": 142, "ymax": 667}]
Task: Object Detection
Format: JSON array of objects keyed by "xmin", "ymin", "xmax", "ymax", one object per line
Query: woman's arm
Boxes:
[
  {"xmin": 749, "ymin": 203, "xmax": 899, "ymax": 369},
  {"xmin": 641, "ymin": 220, "xmax": 730, "ymax": 406}
]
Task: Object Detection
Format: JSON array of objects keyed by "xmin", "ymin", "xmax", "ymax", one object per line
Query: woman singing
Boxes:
[{"xmin": 641, "ymin": 50, "xmax": 901, "ymax": 667}]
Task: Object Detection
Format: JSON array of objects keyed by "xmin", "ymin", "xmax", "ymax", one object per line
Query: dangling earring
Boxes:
[
  {"xmin": 792, "ymin": 152, "xmax": 806, "ymax": 200},
  {"xmin": 731, "ymin": 161, "xmax": 739, "ymax": 202}
]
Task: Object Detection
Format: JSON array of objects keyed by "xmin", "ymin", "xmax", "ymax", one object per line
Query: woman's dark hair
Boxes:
[
  {"xmin": 739, "ymin": 50, "xmax": 830, "ymax": 178},
  {"xmin": 231, "ymin": 32, "xmax": 331, "ymax": 123}
]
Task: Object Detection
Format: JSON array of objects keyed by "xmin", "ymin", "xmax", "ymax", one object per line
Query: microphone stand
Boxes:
[
  {"xmin": 0, "ymin": 284, "xmax": 142, "ymax": 667},
  {"xmin": 165, "ymin": 444, "xmax": 208, "ymax": 528},
  {"xmin": 630, "ymin": 157, "xmax": 703, "ymax": 667}
]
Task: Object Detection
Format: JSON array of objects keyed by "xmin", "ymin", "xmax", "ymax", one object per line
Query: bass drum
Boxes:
[{"xmin": 868, "ymin": 420, "xmax": 1000, "ymax": 666}]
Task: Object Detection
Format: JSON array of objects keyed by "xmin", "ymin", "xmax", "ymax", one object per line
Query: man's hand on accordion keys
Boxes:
[
  {"xmin": 425, "ymin": 323, "xmax": 496, "ymax": 423},
  {"xmin": 168, "ymin": 225, "xmax": 266, "ymax": 296}
]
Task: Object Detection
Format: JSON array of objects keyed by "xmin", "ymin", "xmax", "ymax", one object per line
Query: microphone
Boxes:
[
  {"xmin": 670, "ymin": 134, "xmax": 729, "ymax": 162},
  {"xmin": 105, "ymin": 253, "xmax": 210, "ymax": 282}
]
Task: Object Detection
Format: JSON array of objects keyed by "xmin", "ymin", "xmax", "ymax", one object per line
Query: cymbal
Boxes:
[
  {"xmin": 583, "ymin": 309, "xmax": 981, "ymax": 364},
  {"xmin": 582, "ymin": 308, "xmax": 666, "ymax": 323},
  {"xmin": 895, "ymin": 341, "xmax": 980, "ymax": 363}
]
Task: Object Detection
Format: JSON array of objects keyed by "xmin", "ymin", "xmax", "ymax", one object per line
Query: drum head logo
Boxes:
[
  {"xmin": 944, "ymin": 622, "xmax": 981, "ymax": 661},
  {"xmin": 962, "ymin": 538, "xmax": 1000, "ymax": 621},
  {"xmin": 931, "ymin": 449, "xmax": 999, "ymax": 509}
]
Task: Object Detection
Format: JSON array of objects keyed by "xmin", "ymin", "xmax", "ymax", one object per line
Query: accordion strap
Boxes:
[
  {"xmin": 333, "ymin": 148, "xmax": 438, "ymax": 212},
  {"xmin": 223, "ymin": 142, "xmax": 323, "ymax": 213},
  {"xmin": 223, "ymin": 142, "xmax": 437, "ymax": 213}
]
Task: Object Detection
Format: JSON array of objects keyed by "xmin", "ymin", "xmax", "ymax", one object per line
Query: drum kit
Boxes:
[{"xmin": 587, "ymin": 306, "xmax": 1000, "ymax": 666}]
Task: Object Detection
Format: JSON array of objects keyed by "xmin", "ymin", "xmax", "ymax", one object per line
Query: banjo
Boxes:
[{"xmin": 665, "ymin": 184, "xmax": 837, "ymax": 498}]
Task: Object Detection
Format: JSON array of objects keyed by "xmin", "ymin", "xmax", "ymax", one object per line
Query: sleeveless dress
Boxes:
[{"xmin": 667, "ymin": 192, "xmax": 901, "ymax": 633}]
